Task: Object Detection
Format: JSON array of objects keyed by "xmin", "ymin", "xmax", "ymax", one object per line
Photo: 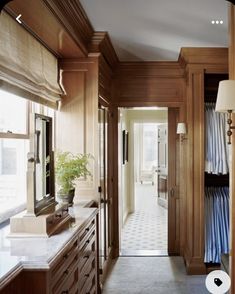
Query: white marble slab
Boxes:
[{"xmin": 0, "ymin": 205, "xmax": 98, "ymax": 288}]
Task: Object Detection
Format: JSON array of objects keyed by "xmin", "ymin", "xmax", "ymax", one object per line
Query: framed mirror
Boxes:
[
  {"xmin": 34, "ymin": 114, "xmax": 55, "ymax": 214},
  {"xmin": 27, "ymin": 113, "xmax": 56, "ymax": 216}
]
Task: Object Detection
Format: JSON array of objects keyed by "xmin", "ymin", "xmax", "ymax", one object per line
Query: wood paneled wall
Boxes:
[
  {"xmin": 181, "ymin": 49, "xmax": 228, "ymax": 274},
  {"xmin": 113, "ymin": 62, "xmax": 185, "ymax": 107},
  {"xmin": 57, "ymin": 57, "xmax": 99, "ymax": 199},
  {"xmin": 111, "ymin": 61, "xmax": 186, "ymax": 257}
]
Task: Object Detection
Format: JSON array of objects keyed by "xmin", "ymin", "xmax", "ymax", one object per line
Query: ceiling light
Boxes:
[
  {"xmin": 220, "ymin": 20, "xmax": 223, "ymax": 24},
  {"xmin": 211, "ymin": 20, "xmax": 215, "ymax": 24},
  {"xmin": 216, "ymin": 20, "xmax": 219, "ymax": 24}
]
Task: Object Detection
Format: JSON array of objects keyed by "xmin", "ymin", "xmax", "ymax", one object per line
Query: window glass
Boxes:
[
  {"xmin": 0, "ymin": 90, "xmax": 27, "ymax": 134},
  {"xmin": 0, "ymin": 91, "xmax": 55, "ymax": 224},
  {"xmin": 0, "ymin": 139, "xmax": 29, "ymax": 218},
  {"xmin": 142, "ymin": 124, "xmax": 157, "ymax": 171}
]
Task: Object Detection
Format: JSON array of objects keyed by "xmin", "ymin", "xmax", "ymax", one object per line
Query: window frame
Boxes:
[
  {"xmin": 0, "ymin": 98, "xmax": 30, "ymax": 140},
  {"xmin": 0, "ymin": 92, "xmax": 56, "ymax": 225}
]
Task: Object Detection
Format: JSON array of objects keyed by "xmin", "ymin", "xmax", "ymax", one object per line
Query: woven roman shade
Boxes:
[{"xmin": 0, "ymin": 11, "xmax": 63, "ymax": 108}]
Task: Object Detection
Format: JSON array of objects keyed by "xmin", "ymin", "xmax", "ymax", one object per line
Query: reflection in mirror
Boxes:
[{"xmin": 34, "ymin": 114, "xmax": 55, "ymax": 215}]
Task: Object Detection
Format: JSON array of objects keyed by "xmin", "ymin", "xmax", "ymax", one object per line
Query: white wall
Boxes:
[{"xmin": 119, "ymin": 109, "xmax": 168, "ymax": 226}]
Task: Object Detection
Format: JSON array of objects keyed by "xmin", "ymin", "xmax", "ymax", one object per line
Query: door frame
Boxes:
[{"xmin": 111, "ymin": 104, "xmax": 185, "ymax": 258}]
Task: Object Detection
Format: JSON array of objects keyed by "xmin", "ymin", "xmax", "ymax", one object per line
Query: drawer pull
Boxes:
[
  {"xmin": 85, "ymin": 227, "xmax": 90, "ymax": 232},
  {"xmin": 64, "ymin": 269, "xmax": 69, "ymax": 275},
  {"xmin": 63, "ymin": 253, "xmax": 69, "ymax": 259},
  {"xmin": 85, "ymin": 273, "xmax": 90, "ymax": 278},
  {"xmin": 63, "ymin": 208, "xmax": 69, "ymax": 213},
  {"xmin": 86, "ymin": 239, "xmax": 90, "ymax": 244},
  {"xmin": 62, "ymin": 291, "xmax": 69, "ymax": 294},
  {"xmin": 55, "ymin": 213, "xmax": 62, "ymax": 218}
]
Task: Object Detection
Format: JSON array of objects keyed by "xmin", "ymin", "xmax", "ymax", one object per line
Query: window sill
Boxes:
[{"xmin": 0, "ymin": 203, "xmax": 26, "ymax": 225}]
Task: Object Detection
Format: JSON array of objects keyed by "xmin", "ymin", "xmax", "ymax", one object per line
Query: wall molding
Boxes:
[
  {"xmin": 44, "ymin": 0, "xmax": 94, "ymax": 56},
  {"xmin": 89, "ymin": 32, "xmax": 119, "ymax": 69}
]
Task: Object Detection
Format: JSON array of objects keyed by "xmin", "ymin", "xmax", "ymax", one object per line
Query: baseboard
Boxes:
[
  {"xmin": 99, "ymin": 249, "xmax": 116, "ymax": 290},
  {"xmin": 183, "ymin": 246, "xmax": 207, "ymax": 275}
]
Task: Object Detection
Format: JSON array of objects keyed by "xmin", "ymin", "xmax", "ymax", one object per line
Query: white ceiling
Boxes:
[{"xmin": 80, "ymin": 0, "xmax": 229, "ymax": 61}]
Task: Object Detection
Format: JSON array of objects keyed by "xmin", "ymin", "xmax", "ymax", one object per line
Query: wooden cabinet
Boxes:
[{"xmin": 0, "ymin": 213, "xmax": 99, "ymax": 294}]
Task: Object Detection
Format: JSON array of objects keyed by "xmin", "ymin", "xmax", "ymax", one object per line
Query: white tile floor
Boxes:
[{"xmin": 121, "ymin": 183, "xmax": 168, "ymax": 254}]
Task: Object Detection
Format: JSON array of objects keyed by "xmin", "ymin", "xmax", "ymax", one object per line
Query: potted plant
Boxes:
[{"xmin": 55, "ymin": 151, "xmax": 92, "ymax": 206}]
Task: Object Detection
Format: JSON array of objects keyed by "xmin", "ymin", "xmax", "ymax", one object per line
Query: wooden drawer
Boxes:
[
  {"xmin": 80, "ymin": 275, "xmax": 96, "ymax": 294},
  {"xmin": 51, "ymin": 238, "xmax": 79, "ymax": 290},
  {"xmin": 52, "ymin": 257, "xmax": 79, "ymax": 294},
  {"xmin": 80, "ymin": 267, "xmax": 96, "ymax": 294},
  {"xmin": 79, "ymin": 256, "xmax": 96, "ymax": 293},
  {"xmin": 78, "ymin": 218, "xmax": 95, "ymax": 246},
  {"xmin": 79, "ymin": 231, "xmax": 96, "ymax": 272}
]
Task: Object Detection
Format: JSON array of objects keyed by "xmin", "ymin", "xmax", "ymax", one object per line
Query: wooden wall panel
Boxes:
[
  {"xmin": 57, "ymin": 58, "xmax": 99, "ymax": 200},
  {"xmin": 98, "ymin": 55, "xmax": 113, "ymax": 105},
  {"xmin": 183, "ymin": 50, "xmax": 228, "ymax": 274},
  {"xmin": 184, "ymin": 69, "xmax": 206, "ymax": 274},
  {"xmin": 118, "ymin": 78, "xmax": 184, "ymax": 103},
  {"xmin": 113, "ymin": 62, "xmax": 185, "ymax": 107},
  {"xmin": 5, "ymin": 0, "xmax": 85, "ymax": 58}
]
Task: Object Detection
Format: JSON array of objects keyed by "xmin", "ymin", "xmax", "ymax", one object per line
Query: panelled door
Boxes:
[{"xmin": 98, "ymin": 104, "xmax": 111, "ymax": 273}]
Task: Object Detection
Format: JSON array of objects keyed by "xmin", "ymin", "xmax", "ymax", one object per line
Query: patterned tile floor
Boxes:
[{"xmin": 121, "ymin": 183, "xmax": 168, "ymax": 254}]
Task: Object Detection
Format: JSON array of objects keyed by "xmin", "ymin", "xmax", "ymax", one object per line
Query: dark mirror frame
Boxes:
[{"xmin": 34, "ymin": 113, "xmax": 56, "ymax": 215}]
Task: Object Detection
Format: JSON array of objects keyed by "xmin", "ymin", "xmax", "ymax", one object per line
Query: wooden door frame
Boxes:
[{"xmin": 111, "ymin": 103, "xmax": 185, "ymax": 258}]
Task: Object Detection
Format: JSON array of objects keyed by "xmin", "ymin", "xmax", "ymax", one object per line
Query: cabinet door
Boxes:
[{"xmin": 98, "ymin": 105, "xmax": 110, "ymax": 273}]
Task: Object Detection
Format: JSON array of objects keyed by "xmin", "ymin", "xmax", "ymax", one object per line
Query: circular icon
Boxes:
[{"xmin": 205, "ymin": 270, "xmax": 231, "ymax": 294}]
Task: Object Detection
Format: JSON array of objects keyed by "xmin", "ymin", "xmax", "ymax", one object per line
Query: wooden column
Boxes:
[
  {"xmin": 229, "ymin": 5, "xmax": 235, "ymax": 294},
  {"xmin": 184, "ymin": 66, "xmax": 207, "ymax": 274}
]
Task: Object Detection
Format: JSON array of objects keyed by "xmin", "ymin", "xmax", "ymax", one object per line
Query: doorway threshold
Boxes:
[{"xmin": 120, "ymin": 249, "xmax": 168, "ymax": 257}]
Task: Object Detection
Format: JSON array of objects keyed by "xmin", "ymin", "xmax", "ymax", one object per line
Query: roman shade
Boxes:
[{"xmin": 0, "ymin": 11, "xmax": 63, "ymax": 108}]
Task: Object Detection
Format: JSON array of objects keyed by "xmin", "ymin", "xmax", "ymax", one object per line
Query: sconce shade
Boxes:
[
  {"xmin": 177, "ymin": 123, "xmax": 186, "ymax": 134},
  {"xmin": 215, "ymin": 80, "xmax": 235, "ymax": 112}
]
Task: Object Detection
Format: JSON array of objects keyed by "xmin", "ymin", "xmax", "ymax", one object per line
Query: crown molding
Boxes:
[
  {"xmin": 89, "ymin": 32, "xmax": 119, "ymax": 69},
  {"xmin": 44, "ymin": 0, "xmax": 94, "ymax": 56},
  {"xmin": 179, "ymin": 47, "xmax": 228, "ymax": 66}
]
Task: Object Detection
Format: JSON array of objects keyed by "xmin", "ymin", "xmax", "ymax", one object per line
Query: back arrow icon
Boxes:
[{"xmin": 16, "ymin": 14, "xmax": 22, "ymax": 24}]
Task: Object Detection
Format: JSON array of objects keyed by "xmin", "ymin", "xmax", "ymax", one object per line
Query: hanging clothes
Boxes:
[
  {"xmin": 205, "ymin": 103, "xmax": 229, "ymax": 175},
  {"xmin": 204, "ymin": 186, "xmax": 230, "ymax": 263}
]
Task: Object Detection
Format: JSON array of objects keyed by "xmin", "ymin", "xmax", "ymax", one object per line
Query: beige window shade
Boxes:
[{"xmin": 0, "ymin": 11, "xmax": 63, "ymax": 109}]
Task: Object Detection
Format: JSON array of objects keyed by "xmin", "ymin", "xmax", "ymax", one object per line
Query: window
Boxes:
[
  {"xmin": 0, "ymin": 89, "xmax": 55, "ymax": 224},
  {"xmin": 142, "ymin": 124, "xmax": 157, "ymax": 171}
]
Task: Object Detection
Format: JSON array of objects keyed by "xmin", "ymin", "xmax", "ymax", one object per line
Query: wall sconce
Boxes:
[
  {"xmin": 177, "ymin": 122, "xmax": 187, "ymax": 142},
  {"xmin": 215, "ymin": 80, "xmax": 235, "ymax": 144}
]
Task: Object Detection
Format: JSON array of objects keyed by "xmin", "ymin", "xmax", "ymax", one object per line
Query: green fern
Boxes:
[{"xmin": 55, "ymin": 151, "xmax": 92, "ymax": 194}]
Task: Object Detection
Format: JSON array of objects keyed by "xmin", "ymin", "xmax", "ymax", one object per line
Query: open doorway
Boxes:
[{"xmin": 119, "ymin": 108, "xmax": 169, "ymax": 256}]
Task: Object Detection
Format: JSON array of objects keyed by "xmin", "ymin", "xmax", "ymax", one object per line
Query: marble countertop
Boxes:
[{"xmin": 0, "ymin": 203, "xmax": 98, "ymax": 290}]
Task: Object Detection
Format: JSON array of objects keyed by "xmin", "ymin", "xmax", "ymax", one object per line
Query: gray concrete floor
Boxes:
[{"xmin": 102, "ymin": 257, "xmax": 208, "ymax": 294}]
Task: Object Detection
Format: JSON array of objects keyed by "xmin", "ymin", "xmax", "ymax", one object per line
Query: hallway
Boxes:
[
  {"xmin": 121, "ymin": 183, "xmax": 167, "ymax": 254},
  {"xmin": 102, "ymin": 257, "xmax": 208, "ymax": 294}
]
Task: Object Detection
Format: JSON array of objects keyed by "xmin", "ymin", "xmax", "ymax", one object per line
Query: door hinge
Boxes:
[{"xmin": 98, "ymin": 186, "xmax": 102, "ymax": 193}]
